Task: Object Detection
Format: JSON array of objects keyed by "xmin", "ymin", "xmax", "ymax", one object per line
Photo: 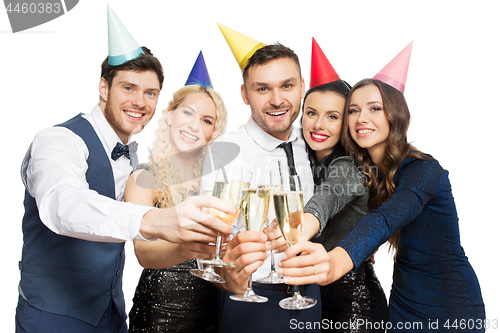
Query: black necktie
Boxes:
[
  {"xmin": 111, "ymin": 142, "xmax": 130, "ymax": 160},
  {"xmin": 279, "ymin": 142, "xmax": 297, "ymax": 176}
]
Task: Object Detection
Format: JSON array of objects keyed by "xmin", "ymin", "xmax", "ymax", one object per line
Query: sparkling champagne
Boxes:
[
  {"xmin": 273, "ymin": 192, "xmax": 303, "ymax": 245},
  {"xmin": 259, "ymin": 185, "xmax": 282, "ymax": 225},
  {"xmin": 210, "ymin": 180, "xmax": 247, "ymax": 226},
  {"xmin": 241, "ymin": 188, "xmax": 271, "ymax": 232},
  {"xmin": 212, "ymin": 181, "xmax": 226, "ymax": 199}
]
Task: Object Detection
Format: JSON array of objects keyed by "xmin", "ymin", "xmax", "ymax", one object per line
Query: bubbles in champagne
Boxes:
[
  {"xmin": 210, "ymin": 180, "xmax": 247, "ymax": 226},
  {"xmin": 241, "ymin": 188, "xmax": 271, "ymax": 232},
  {"xmin": 273, "ymin": 192, "xmax": 303, "ymax": 245}
]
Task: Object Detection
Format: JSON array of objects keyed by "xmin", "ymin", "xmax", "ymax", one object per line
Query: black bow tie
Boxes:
[{"xmin": 111, "ymin": 142, "xmax": 136, "ymax": 160}]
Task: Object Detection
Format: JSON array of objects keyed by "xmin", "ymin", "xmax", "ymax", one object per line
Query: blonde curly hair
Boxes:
[{"xmin": 148, "ymin": 84, "xmax": 227, "ymax": 208}]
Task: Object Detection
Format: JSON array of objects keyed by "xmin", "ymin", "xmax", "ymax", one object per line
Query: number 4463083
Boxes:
[{"xmin": 6, "ymin": 2, "xmax": 62, "ymax": 14}]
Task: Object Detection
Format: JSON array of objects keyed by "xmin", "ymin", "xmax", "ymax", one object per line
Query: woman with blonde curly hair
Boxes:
[
  {"xmin": 145, "ymin": 83, "xmax": 227, "ymax": 211},
  {"xmin": 125, "ymin": 64, "xmax": 228, "ymax": 332}
]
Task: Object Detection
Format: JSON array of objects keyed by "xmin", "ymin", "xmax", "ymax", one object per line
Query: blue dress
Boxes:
[{"xmin": 338, "ymin": 155, "xmax": 485, "ymax": 332}]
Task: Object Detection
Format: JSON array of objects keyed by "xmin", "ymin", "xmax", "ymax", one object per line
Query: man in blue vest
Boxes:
[{"xmin": 15, "ymin": 8, "xmax": 233, "ymax": 333}]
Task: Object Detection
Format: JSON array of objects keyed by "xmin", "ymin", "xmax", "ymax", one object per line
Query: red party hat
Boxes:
[
  {"xmin": 310, "ymin": 37, "xmax": 340, "ymax": 89},
  {"xmin": 373, "ymin": 41, "xmax": 413, "ymax": 93}
]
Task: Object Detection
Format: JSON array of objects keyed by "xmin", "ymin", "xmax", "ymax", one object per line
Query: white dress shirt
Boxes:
[
  {"xmin": 24, "ymin": 105, "xmax": 152, "ymax": 242},
  {"xmin": 200, "ymin": 116, "xmax": 314, "ymax": 280}
]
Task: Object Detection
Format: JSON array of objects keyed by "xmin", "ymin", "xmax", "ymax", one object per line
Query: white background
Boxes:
[{"xmin": 1, "ymin": 0, "xmax": 499, "ymax": 330}]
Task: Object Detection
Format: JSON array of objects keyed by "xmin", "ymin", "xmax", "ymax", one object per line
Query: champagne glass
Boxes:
[
  {"xmin": 230, "ymin": 163, "xmax": 270, "ymax": 303},
  {"xmin": 256, "ymin": 159, "xmax": 284, "ymax": 284},
  {"xmin": 275, "ymin": 175, "xmax": 317, "ymax": 310},
  {"xmin": 190, "ymin": 165, "xmax": 250, "ymax": 283}
]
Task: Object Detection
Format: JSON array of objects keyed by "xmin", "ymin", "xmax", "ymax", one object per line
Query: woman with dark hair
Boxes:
[
  {"xmin": 285, "ymin": 39, "xmax": 388, "ymax": 331},
  {"xmin": 281, "ymin": 71, "xmax": 485, "ymax": 330}
]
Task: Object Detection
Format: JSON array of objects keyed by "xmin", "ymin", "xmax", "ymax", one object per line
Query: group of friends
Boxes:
[{"xmin": 15, "ymin": 5, "xmax": 485, "ymax": 333}]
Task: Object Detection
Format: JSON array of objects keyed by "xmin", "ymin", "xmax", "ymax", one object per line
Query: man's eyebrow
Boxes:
[
  {"xmin": 251, "ymin": 77, "xmax": 297, "ymax": 88},
  {"xmin": 282, "ymin": 78, "xmax": 297, "ymax": 84},
  {"xmin": 117, "ymin": 80, "xmax": 160, "ymax": 92},
  {"xmin": 117, "ymin": 80, "xmax": 137, "ymax": 87}
]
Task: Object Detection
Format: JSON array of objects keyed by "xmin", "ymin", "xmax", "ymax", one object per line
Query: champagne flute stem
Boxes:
[
  {"xmin": 246, "ymin": 275, "xmax": 253, "ymax": 291},
  {"xmin": 289, "ymin": 244, "xmax": 301, "ymax": 303},
  {"xmin": 214, "ymin": 232, "xmax": 222, "ymax": 259},
  {"xmin": 243, "ymin": 275, "xmax": 255, "ymax": 298},
  {"xmin": 205, "ymin": 265, "xmax": 215, "ymax": 275},
  {"xmin": 291, "ymin": 285, "xmax": 301, "ymax": 303},
  {"xmin": 269, "ymin": 249, "xmax": 276, "ymax": 272}
]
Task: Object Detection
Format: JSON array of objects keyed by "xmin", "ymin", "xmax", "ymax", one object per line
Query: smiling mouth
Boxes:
[
  {"xmin": 311, "ymin": 132, "xmax": 329, "ymax": 140},
  {"xmin": 357, "ymin": 129, "xmax": 374, "ymax": 134},
  {"xmin": 266, "ymin": 109, "xmax": 288, "ymax": 117},
  {"xmin": 124, "ymin": 110, "xmax": 145, "ymax": 119},
  {"xmin": 180, "ymin": 130, "xmax": 199, "ymax": 142}
]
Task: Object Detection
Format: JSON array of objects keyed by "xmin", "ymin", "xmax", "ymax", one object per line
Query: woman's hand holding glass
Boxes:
[
  {"xmin": 262, "ymin": 222, "xmax": 288, "ymax": 254},
  {"xmin": 277, "ymin": 241, "xmax": 331, "ymax": 286},
  {"xmin": 189, "ymin": 165, "xmax": 250, "ymax": 283},
  {"xmin": 139, "ymin": 195, "xmax": 234, "ymax": 244},
  {"xmin": 274, "ymin": 175, "xmax": 317, "ymax": 310},
  {"xmin": 265, "ymin": 211, "xmax": 319, "ymax": 253},
  {"xmin": 278, "ymin": 244, "xmax": 355, "ymax": 286}
]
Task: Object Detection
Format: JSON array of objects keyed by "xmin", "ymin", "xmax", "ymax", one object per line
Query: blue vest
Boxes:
[{"xmin": 19, "ymin": 114, "xmax": 126, "ymax": 326}]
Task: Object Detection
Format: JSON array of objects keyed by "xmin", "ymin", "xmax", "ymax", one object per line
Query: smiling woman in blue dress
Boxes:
[
  {"xmin": 280, "ymin": 76, "xmax": 486, "ymax": 332},
  {"xmin": 279, "ymin": 41, "xmax": 485, "ymax": 331}
]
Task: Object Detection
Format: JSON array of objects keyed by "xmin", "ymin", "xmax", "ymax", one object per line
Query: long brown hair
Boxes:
[{"xmin": 342, "ymin": 78, "xmax": 429, "ymax": 252}]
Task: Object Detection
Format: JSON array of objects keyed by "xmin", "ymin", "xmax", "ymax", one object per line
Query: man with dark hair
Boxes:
[
  {"xmin": 100, "ymin": 46, "xmax": 165, "ymax": 90},
  {"xmin": 201, "ymin": 33, "xmax": 321, "ymax": 332},
  {"xmin": 241, "ymin": 43, "xmax": 303, "ymax": 142},
  {"xmin": 16, "ymin": 23, "xmax": 233, "ymax": 333},
  {"xmin": 241, "ymin": 42, "xmax": 301, "ymax": 83}
]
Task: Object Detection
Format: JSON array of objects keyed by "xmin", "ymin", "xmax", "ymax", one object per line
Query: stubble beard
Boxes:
[
  {"xmin": 252, "ymin": 103, "xmax": 300, "ymax": 135},
  {"xmin": 103, "ymin": 100, "xmax": 129, "ymax": 142},
  {"xmin": 103, "ymin": 93, "xmax": 151, "ymax": 142}
]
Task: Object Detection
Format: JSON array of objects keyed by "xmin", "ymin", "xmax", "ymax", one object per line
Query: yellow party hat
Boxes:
[{"xmin": 217, "ymin": 23, "xmax": 266, "ymax": 72}]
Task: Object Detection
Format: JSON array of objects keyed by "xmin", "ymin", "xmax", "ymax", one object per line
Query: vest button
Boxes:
[
  {"xmin": 120, "ymin": 251, "xmax": 124, "ymax": 257},
  {"xmin": 116, "ymin": 270, "xmax": 120, "ymax": 276}
]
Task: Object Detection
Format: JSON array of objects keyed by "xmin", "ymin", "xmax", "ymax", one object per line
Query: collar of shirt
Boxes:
[
  {"xmin": 84, "ymin": 105, "xmax": 130, "ymax": 156},
  {"xmin": 244, "ymin": 116, "xmax": 299, "ymax": 151},
  {"xmin": 83, "ymin": 105, "xmax": 134, "ymax": 201}
]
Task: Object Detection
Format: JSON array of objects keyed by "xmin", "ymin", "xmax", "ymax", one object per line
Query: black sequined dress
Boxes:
[
  {"xmin": 128, "ymin": 165, "xmax": 217, "ymax": 332},
  {"xmin": 128, "ymin": 260, "xmax": 217, "ymax": 332},
  {"xmin": 305, "ymin": 156, "xmax": 387, "ymax": 332}
]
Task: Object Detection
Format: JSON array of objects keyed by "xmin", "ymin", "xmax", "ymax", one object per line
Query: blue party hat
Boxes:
[
  {"xmin": 185, "ymin": 51, "xmax": 213, "ymax": 88},
  {"xmin": 107, "ymin": 4, "xmax": 145, "ymax": 66}
]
